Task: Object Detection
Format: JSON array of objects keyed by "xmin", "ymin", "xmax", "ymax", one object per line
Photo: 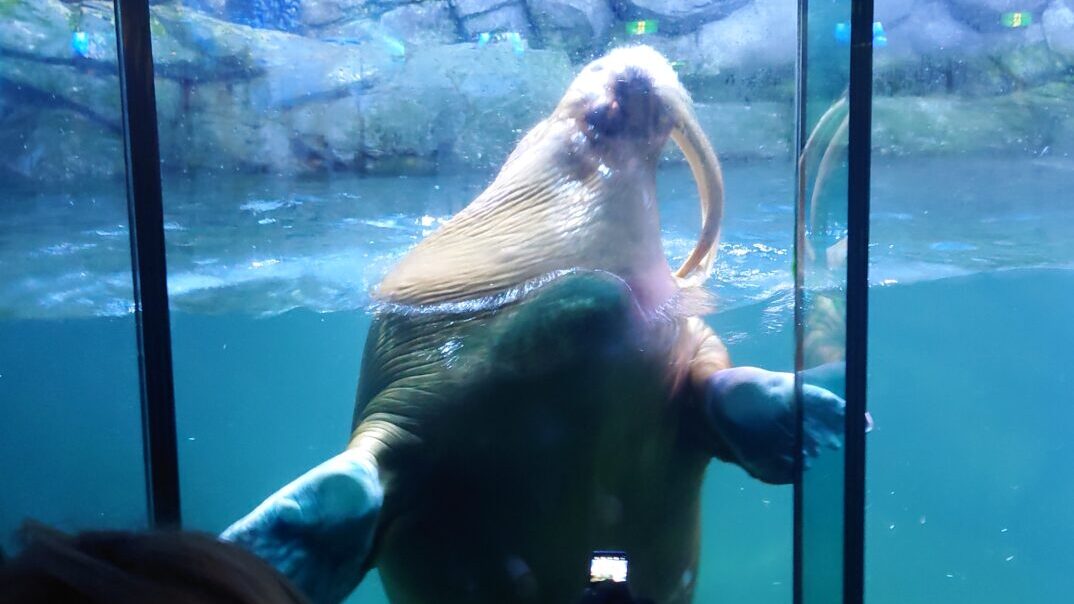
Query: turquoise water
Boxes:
[
  {"xmin": 1, "ymin": 156, "xmax": 1072, "ymax": 601},
  {"xmin": 867, "ymin": 269, "xmax": 1074, "ymax": 603}
]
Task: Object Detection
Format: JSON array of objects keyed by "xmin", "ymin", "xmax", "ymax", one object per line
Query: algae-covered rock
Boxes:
[
  {"xmin": 880, "ymin": 0, "xmax": 983, "ymax": 61},
  {"xmin": 612, "ymin": 0, "xmax": 749, "ymax": 35},
  {"xmin": 0, "ymin": 0, "xmax": 1071, "ymax": 180},
  {"xmin": 873, "ymin": 0, "xmax": 1071, "ymax": 96},
  {"xmin": 871, "ymin": 88, "xmax": 1072, "ymax": 157},
  {"xmin": 319, "ymin": 10, "xmax": 456, "ymax": 50},
  {"xmin": 378, "ymin": 2, "xmax": 459, "ymax": 45},
  {"xmin": 0, "ymin": 108, "xmax": 124, "ymax": 182},
  {"xmin": 150, "ymin": 4, "xmax": 401, "ymax": 94},
  {"xmin": 223, "ymin": 0, "xmax": 303, "ymax": 31},
  {"xmin": 0, "ymin": 0, "xmax": 121, "ymax": 66},
  {"xmin": 646, "ymin": 0, "xmax": 796, "ymax": 78},
  {"xmin": 527, "ymin": 0, "xmax": 614, "ymax": 59},
  {"xmin": 1022, "ymin": 80, "xmax": 1074, "ymax": 157},
  {"xmin": 1043, "ymin": 0, "xmax": 1074, "ymax": 64},
  {"xmin": 152, "ymin": 39, "xmax": 570, "ymax": 174},
  {"xmin": 360, "ymin": 42, "xmax": 573, "ymax": 169},
  {"xmin": 0, "ymin": 0, "xmax": 79, "ymax": 61},
  {"xmin": 146, "ymin": 3, "xmax": 402, "ymax": 174},
  {"xmin": 0, "ymin": 0, "xmax": 127, "ymax": 180},
  {"xmin": 183, "ymin": 0, "xmax": 229, "ymax": 16},
  {"xmin": 1053, "ymin": 112, "xmax": 1074, "ymax": 157},
  {"xmin": 298, "ymin": 0, "xmax": 368, "ymax": 28},
  {"xmin": 945, "ymin": 0, "xmax": 1051, "ymax": 31},
  {"xmin": 451, "ymin": 0, "xmax": 510, "ymax": 17},
  {"xmin": 163, "ymin": 80, "xmax": 299, "ymax": 173},
  {"xmin": 0, "ymin": 58, "xmax": 121, "ymax": 129},
  {"xmin": 662, "ymin": 101, "xmax": 793, "ymax": 162},
  {"xmin": 452, "ymin": 0, "xmax": 533, "ymax": 39},
  {"xmin": 993, "ymin": 39, "xmax": 1068, "ymax": 87},
  {"xmin": 159, "ymin": 77, "xmax": 361, "ymax": 175}
]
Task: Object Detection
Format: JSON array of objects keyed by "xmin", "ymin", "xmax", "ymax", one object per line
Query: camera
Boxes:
[{"xmin": 577, "ymin": 551, "xmax": 654, "ymax": 604}]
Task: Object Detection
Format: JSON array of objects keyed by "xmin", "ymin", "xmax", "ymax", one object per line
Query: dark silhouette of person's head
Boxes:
[{"xmin": 0, "ymin": 523, "xmax": 308, "ymax": 604}]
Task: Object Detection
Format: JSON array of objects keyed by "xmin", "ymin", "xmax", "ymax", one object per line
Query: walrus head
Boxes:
[{"xmin": 376, "ymin": 46, "xmax": 724, "ymax": 312}]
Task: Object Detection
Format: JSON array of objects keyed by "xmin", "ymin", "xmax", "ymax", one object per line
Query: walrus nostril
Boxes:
[
  {"xmin": 614, "ymin": 68, "xmax": 654, "ymax": 102},
  {"xmin": 616, "ymin": 78, "xmax": 649, "ymax": 97},
  {"xmin": 585, "ymin": 68, "xmax": 659, "ymax": 137},
  {"xmin": 611, "ymin": 68, "xmax": 661, "ymax": 137},
  {"xmin": 585, "ymin": 101, "xmax": 624, "ymax": 136}
]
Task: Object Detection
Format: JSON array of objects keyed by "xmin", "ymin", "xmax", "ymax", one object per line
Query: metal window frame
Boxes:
[
  {"xmin": 113, "ymin": 0, "xmax": 182, "ymax": 528},
  {"xmin": 843, "ymin": 0, "xmax": 874, "ymax": 600},
  {"xmin": 793, "ymin": 0, "xmax": 873, "ymax": 602},
  {"xmin": 792, "ymin": 0, "xmax": 809, "ymax": 599}
]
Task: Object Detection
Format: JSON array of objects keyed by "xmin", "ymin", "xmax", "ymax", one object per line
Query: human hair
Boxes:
[{"xmin": 0, "ymin": 523, "xmax": 308, "ymax": 604}]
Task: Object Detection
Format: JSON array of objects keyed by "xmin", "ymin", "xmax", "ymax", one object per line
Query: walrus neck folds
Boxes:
[{"xmin": 373, "ymin": 117, "xmax": 681, "ymax": 312}]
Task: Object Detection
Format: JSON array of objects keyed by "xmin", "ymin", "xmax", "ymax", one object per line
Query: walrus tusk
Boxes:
[
  {"xmin": 669, "ymin": 101, "xmax": 725, "ymax": 286},
  {"xmin": 797, "ymin": 94, "xmax": 848, "ymax": 266}
]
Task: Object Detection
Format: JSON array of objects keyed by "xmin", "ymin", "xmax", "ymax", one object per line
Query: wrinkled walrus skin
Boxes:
[
  {"xmin": 222, "ymin": 46, "xmax": 846, "ymax": 604},
  {"xmin": 359, "ymin": 272, "xmax": 712, "ymax": 604}
]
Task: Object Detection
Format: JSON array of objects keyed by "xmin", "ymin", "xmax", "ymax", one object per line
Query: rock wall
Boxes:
[{"xmin": 0, "ymin": 0, "xmax": 1071, "ymax": 182}]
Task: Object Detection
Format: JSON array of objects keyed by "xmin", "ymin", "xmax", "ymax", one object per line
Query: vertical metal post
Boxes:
[
  {"xmin": 795, "ymin": 0, "xmax": 871, "ymax": 601},
  {"xmin": 113, "ymin": 0, "xmax": 182, "ymax": 528},
  {"xmin": 844, "ymin": 0, "xmax": 874, "ymax": 601},
  {"xmin": 792, "ymin": 2, "xmax": 809, "ymax": 603}
]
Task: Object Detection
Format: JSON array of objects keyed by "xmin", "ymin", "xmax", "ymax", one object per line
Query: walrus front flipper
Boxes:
[
  {"xmin": 700, "ymin": 367, "xmax": 845, "ymax": 484},
  {"xmin": 221, "ymin": 451, "xmax": 383, "ymax": 604}
]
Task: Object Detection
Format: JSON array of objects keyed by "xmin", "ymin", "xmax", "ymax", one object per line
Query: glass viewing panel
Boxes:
[
  {"xmin": 147, "ymin": 0, "xmax": 804, "ymax": 601},
  {"xmin": 797, "ymin": 0, "xmax": 853, "ymax": 602},
  {"xmin": 866, "ymin": 0, "xmax": 1074, "ymax": 602},
  {"xmin": 0, "ymin": 0, "xmax": 146, "ymax": 548},
  {"xmin": 10, "ymin": 2, "xmax": 1069, "ymax": 602}
]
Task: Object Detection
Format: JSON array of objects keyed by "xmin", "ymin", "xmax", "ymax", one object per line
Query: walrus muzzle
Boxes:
[{"xmin": 555, "ymin": 47, "xmax": 724, "ymax": 287}]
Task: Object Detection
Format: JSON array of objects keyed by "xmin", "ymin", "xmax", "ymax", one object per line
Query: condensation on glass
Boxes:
[
  {"xmin": 0, "ymin": 0, "xmax": 146, "ymax": 548},
  {"xmin": 865, "ymin": 0, "xmax": 1074, "ymax": 602},
  {"xmin": 142, "ymin": 1, "xmax": 802, "ymax": 602},
  {"xmin": 796, "ymin": 0, "xmax": 852, "ymax": 602},
  {"xmin": 2, "ymin": 0, "xmax": 1071, "ymax": 602}
]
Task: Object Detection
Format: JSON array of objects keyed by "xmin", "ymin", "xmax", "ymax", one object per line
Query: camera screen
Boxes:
[{"xmin": 589, "ymin": 552, "xmax": 628, "ymax": 583}]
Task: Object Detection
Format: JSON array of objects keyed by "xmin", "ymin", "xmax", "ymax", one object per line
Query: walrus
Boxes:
[{"xmin": 222, "ymin": 46, "xmax": 845, "ymax": 604}]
